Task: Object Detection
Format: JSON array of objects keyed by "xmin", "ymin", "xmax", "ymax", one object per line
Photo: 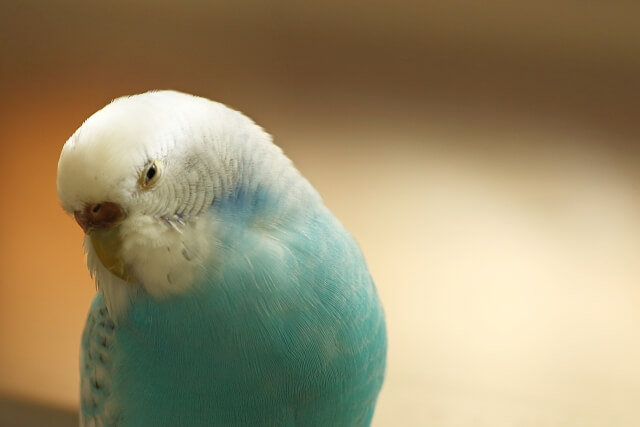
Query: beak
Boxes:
[{"xmin": 74, "ymin": 202, "xmax": 124, "ymax": 233}]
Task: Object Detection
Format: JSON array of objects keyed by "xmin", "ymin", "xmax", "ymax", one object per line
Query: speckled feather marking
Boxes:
[{"xmin": 80, "ymin": 295, "xmax": 119, "ymax": 427}]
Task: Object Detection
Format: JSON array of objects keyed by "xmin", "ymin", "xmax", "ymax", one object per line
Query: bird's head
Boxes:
[{"xmin": 57, "ymin": 90, "xmax": 289, "ymax": 312}]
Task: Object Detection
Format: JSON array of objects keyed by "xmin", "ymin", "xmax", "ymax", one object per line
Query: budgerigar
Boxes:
[{"xmin": 57, "ymin": 90, "xmax": 386, "ymax": 426}]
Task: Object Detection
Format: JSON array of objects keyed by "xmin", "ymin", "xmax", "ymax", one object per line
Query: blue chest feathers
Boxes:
[{"xmin": 84, "ymin": 208, "xmax": 386, "ymax": 426}]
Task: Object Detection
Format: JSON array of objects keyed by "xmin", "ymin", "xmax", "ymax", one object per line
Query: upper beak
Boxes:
[{"xmin": 74, "ymin": 202, "xmax": 124, "ymax": 233}]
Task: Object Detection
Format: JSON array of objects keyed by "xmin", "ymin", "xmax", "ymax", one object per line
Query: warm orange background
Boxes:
[{"xmin": 1, "ymin": 1, "xmax": 640, "ymax": 425}]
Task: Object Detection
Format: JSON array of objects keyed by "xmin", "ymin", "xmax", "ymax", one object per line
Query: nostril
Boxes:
[{"xmin": 76, "ymin": 202, "xmax": 123, "ymax": 233}]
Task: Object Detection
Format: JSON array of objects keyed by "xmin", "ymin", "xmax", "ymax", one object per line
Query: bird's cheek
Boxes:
[{"xmin": 90, "ymin": 227, "xmax": 133, "ymax": 283}]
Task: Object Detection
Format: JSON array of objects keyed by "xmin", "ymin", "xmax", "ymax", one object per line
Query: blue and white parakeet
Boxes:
[{"xmin": 57, "ymin": 91, "xmax": 386, "ymax": 426}]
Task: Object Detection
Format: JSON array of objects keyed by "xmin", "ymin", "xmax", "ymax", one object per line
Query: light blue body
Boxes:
[{"xmin": 81, "ymin": 186, "xmax": 387, "ymax": 426}]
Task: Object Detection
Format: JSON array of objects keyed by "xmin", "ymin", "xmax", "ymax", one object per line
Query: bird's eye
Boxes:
[
  {"xmin": 146, "ymin": 164, "xmax": 156, "ymax": 181},
  {"xmin": 139, "ymin": 160, "xmax": 162, "ymax": 189}
]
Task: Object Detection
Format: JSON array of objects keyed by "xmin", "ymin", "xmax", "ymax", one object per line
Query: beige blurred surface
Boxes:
[{"xmin": 1, "ymin": 1, "xmax": 640, "ymax": 425}]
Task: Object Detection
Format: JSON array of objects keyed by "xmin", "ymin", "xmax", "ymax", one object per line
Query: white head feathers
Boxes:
[{"xmin": 57, "ymin": 90, "xmax": 317, "ymax": 319}]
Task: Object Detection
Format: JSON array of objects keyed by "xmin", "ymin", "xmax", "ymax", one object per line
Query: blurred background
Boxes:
[{"xmin": 1, "ymin": 1, "xmax": 639, "ymax": 425}]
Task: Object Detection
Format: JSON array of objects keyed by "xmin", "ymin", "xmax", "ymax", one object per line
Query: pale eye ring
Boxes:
[{"xmin": 139, "ymin": 160, "xmax": 162, "ymax": 189}]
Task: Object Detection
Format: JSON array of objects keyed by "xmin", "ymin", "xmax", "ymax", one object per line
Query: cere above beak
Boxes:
[{"xmin": 74, "ymin": 202, "xmax": 124, "ymax": 233}]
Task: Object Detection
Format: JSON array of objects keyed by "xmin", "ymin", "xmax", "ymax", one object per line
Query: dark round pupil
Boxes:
[{"xmin": 146, "ymin": 165, "xmax": 156, "ymax": 181}]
